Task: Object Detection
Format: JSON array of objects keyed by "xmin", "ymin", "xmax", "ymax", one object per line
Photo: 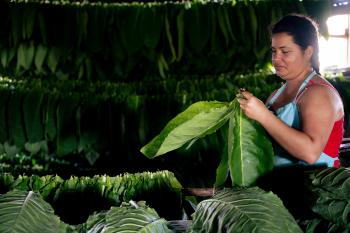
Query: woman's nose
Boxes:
[{"xmin": 272, "ymin": 52, "xmax": 281, "ymax": 61}]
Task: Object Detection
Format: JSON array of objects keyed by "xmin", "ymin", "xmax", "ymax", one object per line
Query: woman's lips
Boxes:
[{"xmin": 273, "ymin": 66, "xmax": 285, "ymax": 71}]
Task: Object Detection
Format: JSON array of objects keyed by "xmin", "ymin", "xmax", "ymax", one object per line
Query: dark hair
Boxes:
[{"xmin": 270, "ymin": 14, "xmax": 320, "ymax": 74}]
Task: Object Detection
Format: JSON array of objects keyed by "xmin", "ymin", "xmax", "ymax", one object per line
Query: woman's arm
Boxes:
[{"xmin": 237, "ymin": 86, "xmax": 341, "ymax": 164}]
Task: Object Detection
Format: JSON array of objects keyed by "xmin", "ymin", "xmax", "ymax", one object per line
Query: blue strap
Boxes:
[
  {"xmin": 266, "ymin": 70, "xmax": 316, "ymax": 109},
  {"xmin": 266, "ymin": 84, "xmax": 286, "ymax": 109}
]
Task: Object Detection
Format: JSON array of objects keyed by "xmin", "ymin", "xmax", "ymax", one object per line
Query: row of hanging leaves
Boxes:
[
  {"xmin": 0, "ymin": 71, "xmax": 280, "ymax": 166},
  {"xmin": 0, "ymin": 0, "xmax": 330, "ymax": 81}
]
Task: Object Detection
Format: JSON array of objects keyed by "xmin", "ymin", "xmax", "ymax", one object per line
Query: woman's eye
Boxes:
[{"xmin": 282, "ymin": 51, "xmax": 290, "ymax": 54}]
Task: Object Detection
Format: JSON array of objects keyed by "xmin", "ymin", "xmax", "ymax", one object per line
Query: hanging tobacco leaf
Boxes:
[
  {"xmin": 184, "ymin": 4, "xmax": 212, "ymax": 54},
  {"xmin": 8, "ymin": 91, "xmax": 26, "ymax": 147},
  {"xmin": 17, "ymin": 42, "xmax": 35, "ymax": 70},
  {"xmin": 23, "ymin": 90, "xmax": 44, "ymax": 143},
  {"xmin": 34, "ymin": 44, "xmax": 48, "ymax": 71},
  {"xmin": 56, "ymin": 94, "xmax": 80, "ymax": 156}
]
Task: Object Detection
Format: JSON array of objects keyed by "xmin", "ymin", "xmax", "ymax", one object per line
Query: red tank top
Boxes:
[{"xmin": 305, "ymin": 80, "xmax": 344, "ymax": 167}]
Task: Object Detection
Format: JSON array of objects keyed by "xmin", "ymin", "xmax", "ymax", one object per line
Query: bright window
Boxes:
[{"xmin": 319, "ymin": 14, "xmax": 350, "ymax": 73}]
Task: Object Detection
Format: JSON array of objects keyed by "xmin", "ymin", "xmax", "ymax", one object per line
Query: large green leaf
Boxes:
[
  {"xmin": 140, "ymin": 100, "xmax": 235, "ymax": 158},
  {"xmin": 228, "ymin": 101, "xmax": 274, "ymax": 187},
  {"xmin": 86, "ymin": 201, "xmax": 172, "ymax": 233},
  {"xmin": 305, "ymin": 168, "xmax": 350, "ymax": 230},
  {"xmin": 214, "ymin": 126, "xmax": 229, "ymax": 188},
  {"xmin": 0, "ymin": 190, "xmax": 67, "ymax": 233},
  {"xmin": 190, "ymin": 187, "xmax": 303, "ymax": 233}
]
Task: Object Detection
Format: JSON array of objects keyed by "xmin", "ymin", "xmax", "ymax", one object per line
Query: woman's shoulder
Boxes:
[
  {"xmin": 298, "ymin": 76, "xmax": 344, "ymax": 118},
  {"xmin": 308, "ymin": 75, "xmax": 334, "ymax": 88}
]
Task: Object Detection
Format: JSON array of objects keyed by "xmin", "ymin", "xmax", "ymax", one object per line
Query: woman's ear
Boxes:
[{"xmin": 305, "ymin": 46, "xmax": 314, "ymax": 60}]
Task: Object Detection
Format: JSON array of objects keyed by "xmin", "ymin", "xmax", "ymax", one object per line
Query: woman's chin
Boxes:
[{"xmin": 274, "ymin": 69, "xmax": 286, "ymax": 78}]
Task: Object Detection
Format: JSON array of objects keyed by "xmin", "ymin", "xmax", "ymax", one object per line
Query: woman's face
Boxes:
[{"xmin": 271, "ymin": 32, "xmax": 311, "ymax": 80}]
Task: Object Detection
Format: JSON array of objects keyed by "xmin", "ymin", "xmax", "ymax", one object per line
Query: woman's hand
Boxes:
[{"xmin": 236, "ymin": 90, "xmax": 270, "ymax": 123}]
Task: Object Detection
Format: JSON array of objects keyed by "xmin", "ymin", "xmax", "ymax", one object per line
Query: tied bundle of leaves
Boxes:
[
  {"xmin": 140, "ymin": 99, "xmax": 274, "ymax": 187},
  {"xmin": 189, "ymin": 187, "xmax": 303, "ymax": 233}
]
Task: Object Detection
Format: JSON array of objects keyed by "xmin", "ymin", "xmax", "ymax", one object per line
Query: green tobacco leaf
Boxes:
[
  {"xmin": 190, "ymin": 187, "xmax": 303, "ymax": 233},
  {"xmin": 305, "ymin": 168, "xmax": 350, "ymax": 229},
  {"xmin": 141, "ymin": 5, "xmax": 164, "ymax": 49},
  {"xmin": 118, "ymin": 6, "xmax": 143, "ymax": 56},
  {"xmin": 23, "ymin": 90, "xmax": 44, "ymax": 143},
  {"xmin": 76, "ymin": 10, "xmax": 88, "ymax": 48},
  {"xmin": 217, "ymin": 6, "xmax": 229, "ymax": 47},
  {"xmin": 140, "ymin": 101, "xmax": 235, "ymax": 158},
  {"xmin": 10, "ymin": 7, "xmax": 21, "ymax": 45},
  {"xmin": 248, "ymin": 4, "xmax": 257, "ymax": 47},
  {"xmin": 17, "ymin": 42, "xmax": 35, "ymax": 70},
  {"xmin": 228, "ymin": 100, "xmax": 274, "ymax": 187},
  {"xmin": 8, "ymin": 91, "xmax": 26, "ymax": 147},
  {"xmin": 38, "ymin": 12, "xmax": 47, "ymax": 45},
  {"xmin": 47, "ymin": 47, "xmax": 61, "ymax": 73},
  {"xmin": 0, "ymin": 48, "xmax": 8, "ymax": 68},
  {"xmin": 0, "ymin": 90, "xmax": 10, "ymax": 142},
  {"xmin": 165, "ymin": 10, "xmax": 176, "ymax": 63},
  {"xmin": 22, "ymin": 6, "xmax": 36, "ymax": 40},
  {"xmin": 24, "ymin": 142, "xmax": 41, "ymax": 154},
  {"xmin": 176, "ymin": 9, "xmax": 185, "ymax": 62},
  {"xmin": 0, "ymin": 190, "xmax": 68, "ymax": 233},
  {"xmin": 44, "ymin": 92, "xmax": 59, "ymax": 141},
  {"xmin": 56, "ymin": 94, "xmax": 80, "ymax": 156},
  {"xmin": 214, "ymin": 143, "xmax": 229, "ymax": 188},
  {"xmin": 86, "ymin": 201, "xmax": 172, "ymax": 233},
  {"xmin": 214, "ymin": 127, "xmax": 229, "ymax": 188},
  {"xmin": 34, "ymin": 44, "xmax": 48, "ymax": 71},
  {"xmin": 4, "ymin": 142, "xmax": 19, "ymax": 159},
  {"xmin": 185, "ymin": 4, "xmax": 212, "ymax": 54},
  {"xmin": 86, "ymin": 7, "xmax": 106, "ymax": 53}
]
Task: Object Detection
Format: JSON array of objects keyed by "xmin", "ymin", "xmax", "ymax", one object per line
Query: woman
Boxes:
[{"xmin": 237, "ymin": 14, "xmax": 344, "ymax": 167}]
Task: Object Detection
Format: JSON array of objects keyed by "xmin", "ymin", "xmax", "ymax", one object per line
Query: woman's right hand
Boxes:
[{"xmin": 236, "ymin": 90, "xmax": 271, "ymax": 123}]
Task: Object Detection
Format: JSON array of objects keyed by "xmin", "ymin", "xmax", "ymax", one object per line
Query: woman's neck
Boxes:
[
  {"xmin": 286, "ymin": 68, "xmax": 313, "ymax": 87},
  {"xmin": 285, "ymin": 68, "xmax": 313, "ymax": 95}
]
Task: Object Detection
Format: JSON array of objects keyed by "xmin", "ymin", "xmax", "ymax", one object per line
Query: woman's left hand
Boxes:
[{"xmin": 236, "ymin": 91, "xmax": 270, "ymax": 122}]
